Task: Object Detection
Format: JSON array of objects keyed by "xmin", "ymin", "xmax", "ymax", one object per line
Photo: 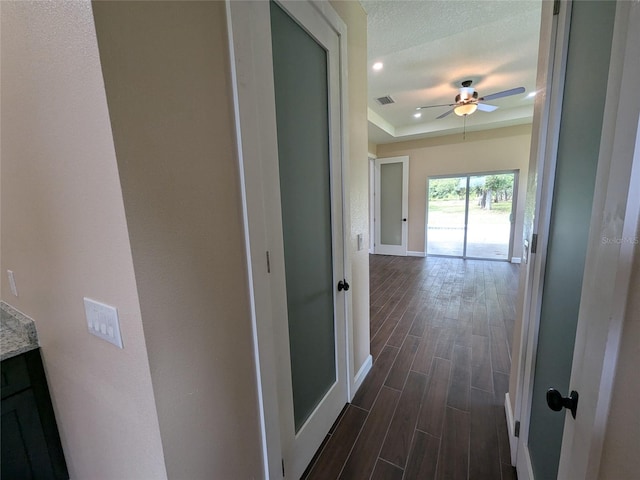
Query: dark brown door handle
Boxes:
[{"xmin": 546, "ymin": 388, "xmax": 578, "ymax": 419}]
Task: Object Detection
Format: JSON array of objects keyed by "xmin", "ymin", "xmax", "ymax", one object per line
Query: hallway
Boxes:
[{"xmin": 304, "ymin": 255, "xmax": 519, "ymax": 479}]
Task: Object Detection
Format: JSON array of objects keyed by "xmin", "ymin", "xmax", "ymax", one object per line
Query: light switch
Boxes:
[
  {"xmin": 357, "ymin": 234, "xmax": 364, "ymax": 251},
  {"xmin": 83, "ymin": 298, "xmax": 123, "ymax": 349}
]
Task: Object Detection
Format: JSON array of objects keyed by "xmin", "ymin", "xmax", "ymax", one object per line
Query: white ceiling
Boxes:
[{"xmin": 361, "ymin": 0, "xmax": 542, "ymax": 144}]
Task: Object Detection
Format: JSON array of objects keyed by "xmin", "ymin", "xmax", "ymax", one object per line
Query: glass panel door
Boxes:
[
  {"xmin": 426, "ymin": 176, "xmax": 467, "ymax": 256},
  {"xmin": 426, "ymin": 172, "xmax": 515, "ymax": 260},
  {"xmin": 271, "ymin": 1, "xmax": 336, "ymax": 432},
  {"xmin": 466, "ymin": 173, "xmax": 515, "ymax": 259},
  {"xmin": 380, "ymin": 163, "xmax": 403, "ymax": 246},
  {"xmin": 374, "ymin": 156, "xmax": 409, "ymax": 256}
]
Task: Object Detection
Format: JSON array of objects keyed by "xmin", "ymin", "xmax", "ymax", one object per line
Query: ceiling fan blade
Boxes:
[
  {"xmin": 479, "ymin": 86, "xmax": 525, "ymax": 102},
  {"xmin": 418, "ymin": 103, "xmax": 455, "ymax": 110},
  {"xmin": 477, "ymin": 103, "xmax": 498, "ymax": 112},
  {"xmin": 436, "ymin": 109, "xmax": 454, "ymax": 119}
]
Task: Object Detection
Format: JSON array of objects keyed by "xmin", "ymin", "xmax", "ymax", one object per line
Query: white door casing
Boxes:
[
  {"xmin": 513, "ymin": 1, "xmax": 572, "ymax": 476},
  {"xmin": 226, "ymin": 1, "xmax": 351, "ymax": 478},
  {"xmin": 513, "ymin": 1, "xmax": 640, "ymax": 479},
  {"xmin": 557, "ymin": 3, "xmax": 640, "ymax": 478},
  {"xmin": 374, "ymin": 156, "xmax": 409, "ymax": 256}
]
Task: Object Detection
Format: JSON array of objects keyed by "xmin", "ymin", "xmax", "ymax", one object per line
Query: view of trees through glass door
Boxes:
[{"xmin": 426, "ymin": 171, "xmax": 516, "ymax": 260}]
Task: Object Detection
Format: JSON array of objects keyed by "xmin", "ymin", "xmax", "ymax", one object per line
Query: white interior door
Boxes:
[
  {"xmin": 513, "ymin": 1, "xmax": 637, "ymax": 479},
  {"xmin": 508, "ymin": 0, "xmax": 568, "ymax": 473},
  {"xmin": 227, "ymin": 1, "xmax": 349, "ymax": 478},
  {"xmin": 374, "ymin": 156, "xmax": 409, "ymax": 256},
  {"xmin": 557, "ymin": 4, "xmax": 640, "ymax": 477},
  {"xmin": 524, "ymin": 1, "xmax": 616, "ymax": 465}
]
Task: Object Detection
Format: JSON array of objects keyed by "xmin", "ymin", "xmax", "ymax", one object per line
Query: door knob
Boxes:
[
  {"xmin": 403, "ymin": 218, "xmax": 407, "ymax": 222},
  {"xmin": 337, "ymin": 280, "xmax": 350, "ymax": 292},
  {"xmin": 546, "ymin": 388, "xmax": 579, "ymax": 419}
]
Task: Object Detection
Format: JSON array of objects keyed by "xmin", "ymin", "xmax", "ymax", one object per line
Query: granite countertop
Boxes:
[{"xmin": 1, "ymin": 302, "xmax": 39, "ymax": 361}]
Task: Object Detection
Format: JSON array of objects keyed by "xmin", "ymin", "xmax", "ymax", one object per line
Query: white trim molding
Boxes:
[
  {"xmin": 351, "ymin": 355, "xmax": 373, "ymax": 399},
  {"xmin": 511, "ymin": 257, "xmax": 522, "ymax": 264},
  {"xmin": 226, "ymin": 1, "xmax": 351, "ymax": 477},
  {"xmin": 407, "ymin": 251, "xmax": 426, "ymax": 257},
  {"xmin": 505, "ymin": 393, "xmax": 518, "ymax": 466},
  {"xmin": 516, "ymin": 442, "xmax": 535, "ymax": 480}
]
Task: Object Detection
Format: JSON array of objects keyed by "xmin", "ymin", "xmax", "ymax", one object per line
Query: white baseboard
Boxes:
[
  {"xmin": 351, "ymin": 354, "xmax": 372, "ymax": 400},
  {"xmin": 507, "ymin": 392, "xmax": 534, "ymax": 480},
  {"xmin": 505, "ymin": 393, "xmax": 518, "ymax": 466},
  {"xmin": 511, "ymin": 257, "xmax": 522, "ymax": 264},
  {"xmin": 407, "ymin": 251, "xmax": 426, "ymax": 257}
]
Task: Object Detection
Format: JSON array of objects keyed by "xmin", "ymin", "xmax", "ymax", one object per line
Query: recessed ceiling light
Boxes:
[
  {"xmin": 372, "ymin": 62, "xmax": 383, "ymax": 71},
  {"xmin": 413, "ymin": 112, "xmax": 422, "ymax": 118},
  {"xmin": 526, "ymin": 91, "xmax": 537, "ymax": 99}
]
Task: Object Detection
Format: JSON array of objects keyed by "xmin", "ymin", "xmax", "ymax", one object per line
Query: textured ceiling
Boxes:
[{"xmin": 362, "ymin": 0, "xmax": 542, "ymax": 144}]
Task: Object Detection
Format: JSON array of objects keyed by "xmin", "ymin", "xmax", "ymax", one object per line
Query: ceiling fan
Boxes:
[{"xmin": 417, "ymin": 80, "xmax": 525, "ymax": 119}]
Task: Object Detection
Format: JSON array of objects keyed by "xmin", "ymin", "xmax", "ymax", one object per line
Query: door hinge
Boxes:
[
  {"xmin": 531, "ymin": 233, "xmax": 538, "ymax": 254},
  {"xmin": 515, "ymin": 420, "xmax": 521, "ymax": 437},
  {"xmin": 281, "ymin": 458, "xmax": 285, "ymax": 477},
  {"xmin": 266, "ymin": 251, "xmax": 271, "ymax": 274},
  {"xmin": 553, "ymin": 0, "xmax": 560, "ymax": 15}
]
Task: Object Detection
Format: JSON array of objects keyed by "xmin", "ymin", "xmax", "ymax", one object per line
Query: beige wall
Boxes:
[
  {"xmin": 91, "ymin": 2, "xmax": 263, "ymax": 478},
  {"xmin": 0, "ymin": 2, "xmax": 167, "ymax": 478},
  {"xmin": 330, "ymin": 0, "xmax": 371, "ymax": 378},
  {"xmin": 368, "ymin": 140, "xmax": 378, "ymax": 157},
  {"xmin": 377, "ymin": 125, "xmax": 532, "ymax": 258},
  {"xmin": 2, "ymin": 1, "xmax": 368, "ymax": 477},
  {"xmin": 598, "ymin": 221, "xmax": 640, "ymax": 479}
]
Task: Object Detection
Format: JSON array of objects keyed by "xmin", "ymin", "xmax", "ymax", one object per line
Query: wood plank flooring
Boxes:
[{"xmin": 303, "ymin": 255, "xmax": 519, "ymax": 480}]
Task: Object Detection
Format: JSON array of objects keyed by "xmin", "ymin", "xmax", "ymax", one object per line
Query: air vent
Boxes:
[{"xmin": 376, "ymin": 95, "xmax": 395, "ymax": 105}]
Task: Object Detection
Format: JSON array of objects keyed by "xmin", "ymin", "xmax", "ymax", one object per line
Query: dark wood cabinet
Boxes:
[{"xmin": 1, "ymin": 349, "xmax": 69, "ymax": 479}]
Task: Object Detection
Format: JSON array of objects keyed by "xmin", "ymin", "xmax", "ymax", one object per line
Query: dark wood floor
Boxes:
[{"xmin": 304, "ymin": 255, "xmax": 519, "ymax": 480}]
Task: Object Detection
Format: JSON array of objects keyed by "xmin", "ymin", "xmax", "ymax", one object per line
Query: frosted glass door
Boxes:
[
  {"xmin": 527, "ymin": 1, "xmax": 615, "ymax": 478},
  {"xmin": 380, "ymin": 163, "xmax": 403, "ymax": 245},
  {"xmin": 271, "ymin": 1, "xmax": 336, "ymax": 433},
  {"xmin": 375, "ymin": 156, "xmax": 409, "ymax": 255}
]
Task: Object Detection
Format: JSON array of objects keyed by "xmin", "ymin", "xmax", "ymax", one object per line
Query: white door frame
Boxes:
[
  {"xmin": 557, "ymin": 3, "xmax": 640, "ymax": 477},
  {"xmin": 511, "ymin": 0, "xmax": 572, "ymax": 476},
  {"xmin": 369, "ymin": 156, "xmax": 376, "ymax": 253},
  {"xmin": 225, "ymin": 1, "xmax": 352, "ymax": 478},
  {"xmin": 374, "ymin": 156, "xmax": 409, "ymax": 256},
  {"xmin": 512, "ymin": 1, "xmax": 640, "ymax": 478}
]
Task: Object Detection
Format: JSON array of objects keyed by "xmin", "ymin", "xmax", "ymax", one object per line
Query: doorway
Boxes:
[
  {"xmin": 426, "ymin": 171, "xmax": 517, "ymax": 260},
  {"xmin": 227, "ymin": 1, "xmax": 350, "ymax": 478},
  {"xmin": 374, "ymin": 156, "xmax": 409, "ymax": 256}
]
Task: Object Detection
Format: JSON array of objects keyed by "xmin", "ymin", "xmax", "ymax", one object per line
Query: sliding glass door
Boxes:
[
  {"xmin": 425, "ymin": 176, "xmax": 467, "ymax": 256},
  {"xmin": 426, "ymin": 172, "xmax": 516, "ymax": 260}
]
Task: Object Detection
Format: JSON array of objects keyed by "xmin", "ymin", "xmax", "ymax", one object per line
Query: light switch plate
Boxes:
[{"xmin": 83, "ymin": 298, "xmax": 123, "ymax": 349}]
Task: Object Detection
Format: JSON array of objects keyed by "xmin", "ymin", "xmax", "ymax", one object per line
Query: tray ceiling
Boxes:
[{"xmin": 362, "ymin": 0, "xmax": 543, "ymax": 144}]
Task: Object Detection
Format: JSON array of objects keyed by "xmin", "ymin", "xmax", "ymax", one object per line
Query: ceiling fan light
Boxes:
[{"xmin": 454, "ymin": 103, "xmax": 478, "ymax": 116}]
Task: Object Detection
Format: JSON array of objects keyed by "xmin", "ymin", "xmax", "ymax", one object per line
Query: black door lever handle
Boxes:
[
  {"xmin": 337, "ymin": 280, "xmax": 350, "ymax": 292},
  {"xmin": 546, "ymin": 388, "xmax": 579, "ymax": 419}
]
